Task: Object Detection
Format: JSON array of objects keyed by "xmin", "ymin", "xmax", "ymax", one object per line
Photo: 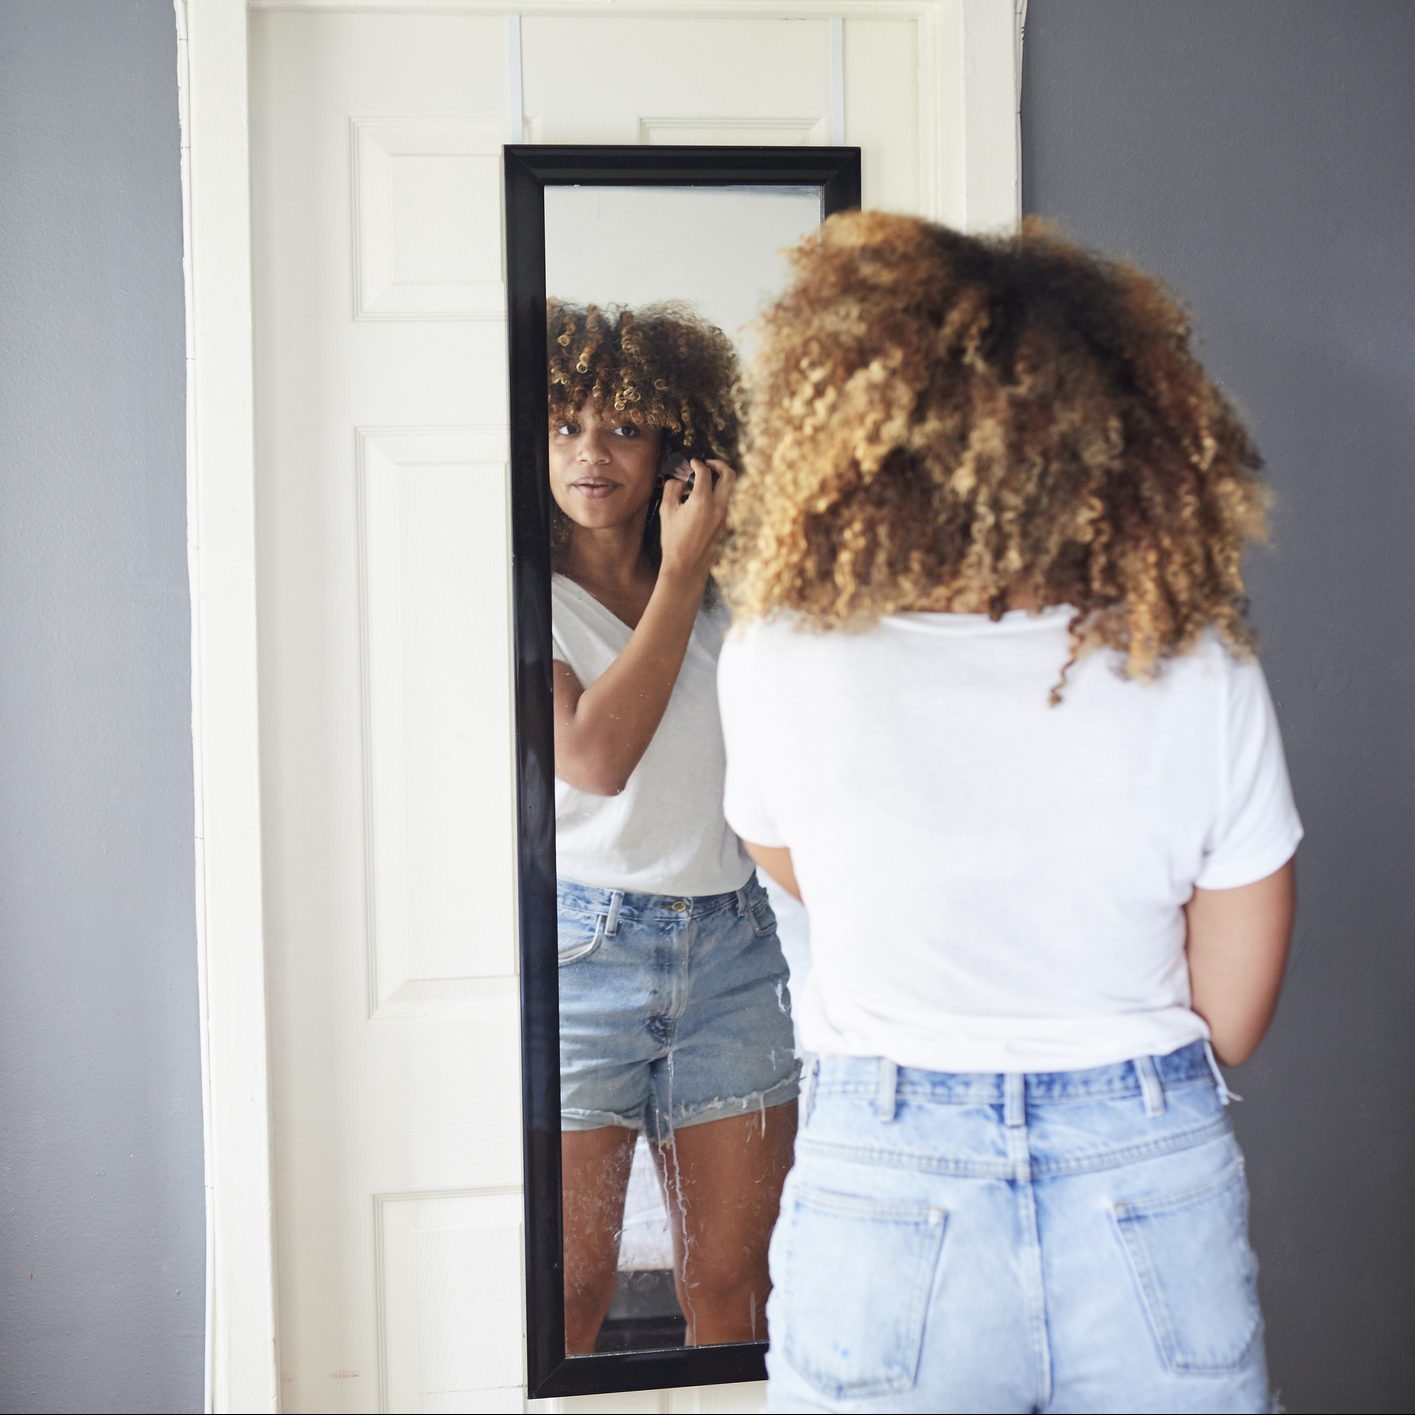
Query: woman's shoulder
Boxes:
[
  {"xmin": 550, "ymin": 574, "xmax": 628, "ymax": 661},
  {"xmin": 550, "ymin": 571, "xmax": 586, "ymax": 607},
  {"xmin": 1160, "ymin": 625, "xmax": 1263, "ymax": 692},
  {"xmin": 551, "ymin": 573, "xmax": 620, "ymax": 626},
  {"xmin": 722, "ymin": 611, "xmax": 805, "ymax": 656}
]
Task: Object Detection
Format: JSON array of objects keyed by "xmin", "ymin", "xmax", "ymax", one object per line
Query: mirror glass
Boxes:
[{"xmin": 543, "ymin": 183, "xmax": 822, "ymax": 1356}]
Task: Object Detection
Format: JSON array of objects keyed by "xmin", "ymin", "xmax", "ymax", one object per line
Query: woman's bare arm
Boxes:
[
  {"xmin": 553, "ymin": 566, "xmax": 707, "ymax": 795},
  {"xmin": 554, "ymin": 462, "xmax": 733, "ymax": 796},
  {"xmin": 745, "ymin": 843, "xmax": 801, "ymax": 902},
  {"xmin": 1185, "ymin": 859, "xmax": 1297, "ymax": 1066}
]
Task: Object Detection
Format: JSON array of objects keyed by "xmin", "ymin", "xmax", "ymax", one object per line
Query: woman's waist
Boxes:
[
  {"xmin": 557, "ymin": 871, "xmax": 761, "ymax": 922},
  {"xmin": 809, "ymin": 1038, "xmax": 1216, "ymax": 1103},
  {"xmin": 796, "ymin": 1042, "xmax": 1234, "ymax": 1182}
]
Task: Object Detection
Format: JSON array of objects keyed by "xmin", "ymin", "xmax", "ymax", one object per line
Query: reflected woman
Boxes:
[{"xmin": 546, "ymin": 301, "xmax": 799, "ymax": 1354}]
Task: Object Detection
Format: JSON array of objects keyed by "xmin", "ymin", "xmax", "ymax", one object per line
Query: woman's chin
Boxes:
[{"xmin": 558, "ymin": 503, "xmax": 645, "ymax": 533}]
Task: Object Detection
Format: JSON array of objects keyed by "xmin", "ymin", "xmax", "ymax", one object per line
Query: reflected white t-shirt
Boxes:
[
  {"xmin": 552, "ymin": 574, "xmax": 752, "ymax": 897},
  {"xmin": 717, "ymin": 608, "xmax": 1303, "ymax": 1073}
]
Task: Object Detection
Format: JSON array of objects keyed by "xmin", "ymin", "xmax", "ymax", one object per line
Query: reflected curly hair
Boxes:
[
  {"xmin": 720, "ymin": 211, "xmax": 1271, "ymax": 700},
  {"xmin": 547, "ymin": 299, "xmax": 741, "ymax": 572}
]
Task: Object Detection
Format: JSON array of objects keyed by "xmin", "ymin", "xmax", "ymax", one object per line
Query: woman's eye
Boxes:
[
  {"xmin": 554, "ymin": 422, "xmax": 578, "ymax": 436},
  {"xmin": 611, "ymin": 425, "xmax": 639, "ymax": 438}
]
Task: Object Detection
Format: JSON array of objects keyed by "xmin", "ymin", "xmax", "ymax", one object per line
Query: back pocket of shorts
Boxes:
[
  {"xmin": 777, "ymin": 1183, "xmax": 946, "ymax": 1399},
  {"xmin": 556, "ymin": 912, "xmax": 605, "ymax": 966},
  {"xmin": 1112, "ymin": 1161, "xmax": 1262, "ymax": 1374}
]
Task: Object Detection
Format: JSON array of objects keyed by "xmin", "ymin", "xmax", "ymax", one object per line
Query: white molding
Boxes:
[
  {"xmin": 251, "ymin": 0, "xmax": 939, "ymax": 14},
  {"xmin": 180, "ymin": 1, "xmax": 279, "ymax": 1411},
  {"xmin": 960, "ymin": 0, "xmax": 1022, "ymax": 232},
  {"xmin": 829, "ymin": 15, "xmax": 845, "ymax": 146}
]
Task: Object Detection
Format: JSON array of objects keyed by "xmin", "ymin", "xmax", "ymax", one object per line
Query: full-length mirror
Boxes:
[{"xmin": 506, "ymin": 146, "xmax": 860, "ymax": 1399}]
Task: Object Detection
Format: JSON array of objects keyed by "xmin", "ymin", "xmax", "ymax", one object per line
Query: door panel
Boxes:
[{"xmin": 251, "ymin": 8, "xmax": 928, "ymax": 1412}]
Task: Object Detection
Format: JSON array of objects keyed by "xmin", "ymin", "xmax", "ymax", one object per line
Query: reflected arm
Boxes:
[
  {"xmin": 552, "ymin": 567, "xmax": 707, "ymax": 796},
  {"xmin": 1185, "ymin": 859, "xmax": 1296, "ymax": 1066},
  {"xmin": 745, "ymin": 843, "xmax": 800, "ymax": 902}
]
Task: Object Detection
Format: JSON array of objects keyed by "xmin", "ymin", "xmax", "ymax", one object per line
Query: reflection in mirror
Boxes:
[{"xmin": 542, "ymin": 185, "xmax": 822, "ymax": 1356}]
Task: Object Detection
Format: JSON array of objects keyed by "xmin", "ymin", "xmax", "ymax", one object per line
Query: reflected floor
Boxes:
[{"xmin": 594, "ymin": 1268, "xmax": 686, "ymax": 1353}]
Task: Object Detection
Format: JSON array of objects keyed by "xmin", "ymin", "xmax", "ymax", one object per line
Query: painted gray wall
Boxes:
[
  {"xmin": 0, "ymin": 3, "xmax": 204, "ymax": 1412},
  {"xmin": 1023, "ymin": 4, "xmax": 1415, "ymax": 1411},
  {"xmin": 2, "ymin": 3, "xmax": 1411, "ymax": 1412}
]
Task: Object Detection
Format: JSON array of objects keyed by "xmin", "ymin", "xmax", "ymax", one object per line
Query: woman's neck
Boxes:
[
  {"xmin": 563, "ymin": 522, "xmax": 653, "ymax": 597},
  {"xmin": 905, "ymin": 587, "xmax": 1045, "ymax": 615}
]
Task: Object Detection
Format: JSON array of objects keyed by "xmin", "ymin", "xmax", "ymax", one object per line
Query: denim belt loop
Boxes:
[
  {"xmin": 1203, "ymin": 1039, "xmax": 1242, "ymax": 1105},
  {"xmin": 1135, "ymin": 1054, "xmax": 1166, "ymax": 1116},
  {"xmin": 604, "ymin": 890, "xmax": 624, "ymax": 938},
  {"xmin": 735, "ymin": 886, "xmax": 748, "ymax": 917},
  {"xmin": 1003, "ymin": 1072, "xmax": 1026, "ymax": 1128},
  {"xmin": 874, "ymin": 1058, "xmax": 899, "ymax": 1123}
]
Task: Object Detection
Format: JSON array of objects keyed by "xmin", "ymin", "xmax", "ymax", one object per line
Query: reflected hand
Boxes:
[{"xmin": 659, "ymin": 459, "xmax": 735, "ymax": 583}]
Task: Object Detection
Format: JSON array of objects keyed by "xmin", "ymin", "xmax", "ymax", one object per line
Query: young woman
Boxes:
[
  {"xmin": 716, "ymin": 214, "xmax": 1302, "ymax": 1413},
  {"xmin": 546, "ymin": 301, "xmax": 798, "ymax": 1354}
]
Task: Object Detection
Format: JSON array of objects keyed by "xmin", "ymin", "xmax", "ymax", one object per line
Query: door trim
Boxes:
[{"xmin": 178, "ymin": 2, "xmax": 279, "ymax": 1411}]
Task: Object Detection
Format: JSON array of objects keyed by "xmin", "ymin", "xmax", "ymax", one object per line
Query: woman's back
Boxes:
[
  {"xmin": 719, "ymin": 609, "xmax": 1301, "ymax": 1072},
  {"xmin": 717, "ymin": 208, "xmax": 1299, "ymax": 1414}
]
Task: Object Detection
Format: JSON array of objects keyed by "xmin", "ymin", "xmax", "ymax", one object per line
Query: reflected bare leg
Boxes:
[
  {"xmin": 653, "ymin": 1100, "xmax": 798, "ymax": 1347},
  {"xmin": 561, "ymin": 1126, "xmax": 637, "ymax": 1354}
]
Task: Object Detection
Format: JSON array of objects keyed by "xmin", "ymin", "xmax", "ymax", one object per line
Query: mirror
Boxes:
[{"xmin": 506, "ymin": 146, "xmax": 860, "ymax": 1399}]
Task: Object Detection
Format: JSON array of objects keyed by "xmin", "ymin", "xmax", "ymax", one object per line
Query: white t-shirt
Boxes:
[
  {"xmin": 552, "ymin": 574, "xmax": 753, "ymax": 897},
  {"xmin": 717, "ymin": 608, "xmax": 1303, "ymax": 1073}
]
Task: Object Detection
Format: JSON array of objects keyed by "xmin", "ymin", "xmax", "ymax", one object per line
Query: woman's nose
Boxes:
[{"xmin": 576, "ymin": 435, "xmax": 611, "ymax": 463}]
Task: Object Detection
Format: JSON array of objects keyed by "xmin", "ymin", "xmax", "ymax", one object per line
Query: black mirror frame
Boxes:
[{"xmin": 505, "ymin": 143, "xmax": 861, "ymax": 1400}]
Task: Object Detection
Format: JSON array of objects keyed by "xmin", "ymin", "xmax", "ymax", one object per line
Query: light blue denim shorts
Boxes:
[
  {"xmin": 557, "ymin": 874, "xmax": 800, "ymax": 1139},
  {"xmin": 766, "ymin": 1041, "xmax": 1270, "ymax": 1414}
]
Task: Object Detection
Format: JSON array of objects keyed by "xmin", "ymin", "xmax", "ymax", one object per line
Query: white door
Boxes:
[{"xmin": 248, "ymin": 5, "xmax": 994, "ymax": 1411}]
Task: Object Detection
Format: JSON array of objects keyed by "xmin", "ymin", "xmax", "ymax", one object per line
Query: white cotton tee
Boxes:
[
  {"xmin": 717, "ymin": 608, "xmax": 1303, "ymax": 1073},
  {"xmin": 552, "ymin": 573, "xmax": 753, "ymax": 897}
]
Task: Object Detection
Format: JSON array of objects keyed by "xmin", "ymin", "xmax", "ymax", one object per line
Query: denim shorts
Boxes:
[
  {"xmin": 766, "ymin": 1041, "xmax": 1270, "ymax": 1414},
  {"xmin": 557, "ymin": 874, "xmax": 800, "ymax": 1138}
]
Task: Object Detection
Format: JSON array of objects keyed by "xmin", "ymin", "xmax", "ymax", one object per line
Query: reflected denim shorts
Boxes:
[
  {"xmin": 766, "ymin": 1041, "xmax": 1270, "ymax": 1414},
  {"xmin": 557, "ymin": 874, "xmax": 800, "ymax": 1139}
]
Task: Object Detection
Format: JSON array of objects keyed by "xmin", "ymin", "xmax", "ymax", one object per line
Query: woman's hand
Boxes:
[{"xmin": 659, "ymin": 459, "xmax": 736, "ymax": 583}]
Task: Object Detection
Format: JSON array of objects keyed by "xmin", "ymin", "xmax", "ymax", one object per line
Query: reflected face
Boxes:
[{"xmin": 549, "ymin": 403, "xmax": 665, "ymax": 533}]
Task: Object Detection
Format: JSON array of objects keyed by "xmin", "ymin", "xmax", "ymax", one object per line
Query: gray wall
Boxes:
[
  {"xmin": 2, "ymin": 3, "xmax": 1411, "ymax": 1413},
  {"xmin": 1023, "ymin": 4, "xmax": 1415, "ymax": 1412},
  {"xmin": 0, "ymin": 3, "xmax": 204, "ymax": 1412}
]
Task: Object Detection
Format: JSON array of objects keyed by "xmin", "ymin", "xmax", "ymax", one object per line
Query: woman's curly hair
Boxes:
[
  {"xmin": 720, "ymin": 211, "xmax": 1271, "ymax": 700},
  {"xmin": 547, "ymin": 299, "xmax": 741, "ymax": 570}
]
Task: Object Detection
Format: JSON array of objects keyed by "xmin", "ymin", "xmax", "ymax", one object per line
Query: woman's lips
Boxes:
[{"xmin": 571, "ymin": 479, "xmax": 618, "ymax": 499}]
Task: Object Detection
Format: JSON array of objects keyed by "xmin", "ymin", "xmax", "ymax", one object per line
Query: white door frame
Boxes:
[
  {"xmin": 177, "ymin": 1, "xmax": 280, "ymax": 1411},
  {"xmin": 179, "ymin": 3, "xmax": 1021, "ymax": 1410}
]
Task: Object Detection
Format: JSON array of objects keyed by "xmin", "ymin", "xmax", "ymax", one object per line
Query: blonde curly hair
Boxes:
[
  {"xmin": 548, "ymin": 299, "xmax": 740, "ymax": 456},
  {"xmin": 547, "ymin": 299, "xmax": 741, "ymax": 572},
  {"xmin": 720, "ymin": 211, "xmax": 1271, "ymax": 701}
]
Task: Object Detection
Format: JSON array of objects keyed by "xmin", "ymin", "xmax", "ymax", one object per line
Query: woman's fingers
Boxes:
[
  {"xmin": 687, "ymin": 459, "xmax": 714, "ymax": 502},
  {"xmin": 703, "ymin": 459, "xmax": 737, "ymax": 501}
]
